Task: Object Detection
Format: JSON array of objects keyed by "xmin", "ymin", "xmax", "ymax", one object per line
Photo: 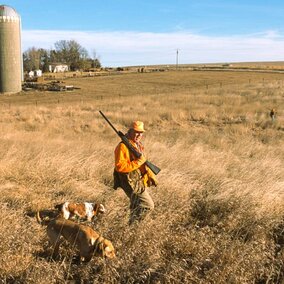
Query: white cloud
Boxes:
[{"xmin": 22, "ymin": 30, "xmax": 284, "ymax": 67}]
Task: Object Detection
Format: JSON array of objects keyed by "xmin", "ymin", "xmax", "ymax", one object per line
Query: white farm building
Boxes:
[{"xmin": 49, "ymin": 64, "xmax": 69, "ymax": 73}]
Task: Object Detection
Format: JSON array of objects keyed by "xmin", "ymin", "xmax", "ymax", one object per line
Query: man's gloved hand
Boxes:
[
  {"xmin": 137, "ymin": 155, "xmax": 147, "ymax": 166},
  {"xmin": 143, "ymin": 168, "xmax": 158, "ymax": 187}
]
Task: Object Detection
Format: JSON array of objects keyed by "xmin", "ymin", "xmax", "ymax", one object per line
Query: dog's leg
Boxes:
[
  {"xmin": 51, "ymin": 240, "xmax": 62, "ymax": 260},
  {"xmin": 63, "ymin": 211, "xmax": 70, "ymax": 220},
  {"xmin": 47, "ymin": 228, "xmax": 62, "ymax": 259}
]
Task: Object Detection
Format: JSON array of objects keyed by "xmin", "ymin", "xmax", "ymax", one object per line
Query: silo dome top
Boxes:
[{"xmin": 0, "ymin": 5, "xmax": 20, "ymax": 20}]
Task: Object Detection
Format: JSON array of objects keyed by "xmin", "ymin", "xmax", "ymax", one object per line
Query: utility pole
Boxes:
[{"xmin": 176, "ymin": 49, "xmax": 179, "ymax": 70}]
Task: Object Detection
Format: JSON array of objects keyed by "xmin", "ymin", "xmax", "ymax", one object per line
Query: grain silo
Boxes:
[{"xmin": 0, "ymin": 5, "xmax": 22, "ymax": 94}]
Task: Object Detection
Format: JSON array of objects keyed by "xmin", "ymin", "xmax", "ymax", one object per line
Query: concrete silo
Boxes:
[{"xmin": 0, "ymin": 5, "xmax": 22, "ymax": 94}]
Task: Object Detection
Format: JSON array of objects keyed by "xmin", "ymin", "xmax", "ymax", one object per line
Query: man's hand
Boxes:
[
  {"xmin": 142, "ymin": 167, "xmax": 158, "ymax": 187},
  {"xmin": 147, "ymin": 168, "xmax": 158, "ymax": 187},
  {"xmin": 137, "ymin": 155, "xmax": 147, "ymax": 166}
]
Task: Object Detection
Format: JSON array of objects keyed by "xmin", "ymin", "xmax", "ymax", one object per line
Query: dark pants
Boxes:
[{"xmin": 114, "ymin": 170, "xmax": 154, "ymax": 224}]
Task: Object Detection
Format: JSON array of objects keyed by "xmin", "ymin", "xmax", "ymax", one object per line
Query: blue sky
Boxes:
[{"xmin": 4, "ymin": 0, "xmax": 284, "ymax": 66}]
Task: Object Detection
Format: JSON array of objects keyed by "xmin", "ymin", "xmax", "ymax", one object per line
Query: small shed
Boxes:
[
  {"xmin": 49, "ymin": 64, "xmax": 69, "ymax": 73},
  {"xmin": 35, "ymin": 69, "xmax": 42, "ymax": 77},
  {"xmin": 28, "ymin": 71, "xmax": 34, "ymax": 78}
]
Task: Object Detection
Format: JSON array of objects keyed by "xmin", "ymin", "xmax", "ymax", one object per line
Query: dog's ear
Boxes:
[{"xmin": 93, "ymin": 203, "xmax": 99, "ymax": 213}]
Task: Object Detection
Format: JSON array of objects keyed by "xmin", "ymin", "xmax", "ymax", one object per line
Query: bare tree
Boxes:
[{"xmin": 91, "ymin": 49, "xmax": 101, "ymax": 68}]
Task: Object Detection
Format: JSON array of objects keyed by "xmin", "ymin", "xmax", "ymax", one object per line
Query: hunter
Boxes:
[{"xmin": 113, "ymin": 121, "xmax": 157, "ymax": 225}]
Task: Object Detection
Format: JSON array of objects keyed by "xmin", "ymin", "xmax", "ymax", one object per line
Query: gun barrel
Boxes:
[{"xmin": 99, "ymin": 110, "xmax": 119, "ymax": 135}]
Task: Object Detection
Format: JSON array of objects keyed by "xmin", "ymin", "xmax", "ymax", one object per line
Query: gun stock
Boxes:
[{"xmin": 145, "ymin": 160, "xmax": 161, "ymax": 175}]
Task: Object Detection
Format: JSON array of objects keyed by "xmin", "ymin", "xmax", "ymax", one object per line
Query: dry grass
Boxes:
[{"xmin": 0, "ymin": 70, "xmax": 283, "ymax": 283}]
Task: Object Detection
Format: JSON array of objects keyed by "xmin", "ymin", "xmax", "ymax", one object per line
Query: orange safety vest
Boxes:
[{"xmin": 114, "ymin": 141, "xmax": 146, "ymax": 174}]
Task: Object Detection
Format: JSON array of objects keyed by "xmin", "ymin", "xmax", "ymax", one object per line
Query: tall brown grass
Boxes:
[{"xmin": 0, "ymin": 70, "xmax": 283, "ymax": 283}]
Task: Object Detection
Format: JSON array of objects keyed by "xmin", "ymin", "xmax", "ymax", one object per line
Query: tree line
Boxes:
[{"xmin": 23, "ymin": 40, "xmax": 101, "ymax": 72}]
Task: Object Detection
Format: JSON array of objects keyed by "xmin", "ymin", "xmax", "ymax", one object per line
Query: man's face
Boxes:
[{"xmin": 129, "ymin": 129, "xmax": 144, "ymax": 142}]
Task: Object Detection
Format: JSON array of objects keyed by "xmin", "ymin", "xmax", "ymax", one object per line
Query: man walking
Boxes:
[{"xmin": 113, "ymin": 121, "xmax": 157, "ymax": 225}]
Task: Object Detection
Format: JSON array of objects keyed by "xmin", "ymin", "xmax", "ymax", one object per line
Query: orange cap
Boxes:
[{"xmin": 131, "ymin": 121, "xmax": 145, "ymax": 132}]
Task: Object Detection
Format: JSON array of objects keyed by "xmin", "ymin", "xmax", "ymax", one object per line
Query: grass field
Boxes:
[{"xmin": 0, "ymin": 70, "xmax": 283, "ymax": 283}]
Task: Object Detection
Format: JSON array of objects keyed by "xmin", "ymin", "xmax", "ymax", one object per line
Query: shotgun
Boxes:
[{"xmin": 99, "ymin": 110, "xmax": 161, "ymax": 175}]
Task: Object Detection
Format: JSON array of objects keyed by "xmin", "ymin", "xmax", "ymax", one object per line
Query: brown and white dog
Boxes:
[
  {"xmin": 36, "ymin": 213, "xmax": 115, "ymax": 262},
  {"xmin": 54, "ymin": 202, "xmax": 106, "ymax": 222}
]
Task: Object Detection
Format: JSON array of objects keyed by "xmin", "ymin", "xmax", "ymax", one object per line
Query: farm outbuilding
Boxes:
[
  {"xmin": 35, "ymin": 70, "xmax": 42, "ymax": 77},
  {"xmin": 49, "ymin": 64, "xmax": 69, "ymax": 73},
  {"xmin": 28, "ymin": 71, "xmax": 35, "ymax": 78},
  {"xmin": 28, "ymin": 70, "xmax": 42, "ymax": 78}
]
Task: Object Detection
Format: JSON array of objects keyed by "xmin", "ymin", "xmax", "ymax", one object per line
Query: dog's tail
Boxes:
[
  {"xmin": 98, "ymin": 204, "xmax": 106, "ymax": 214},
  {"xmin": 93, "ymin": 203, "xmax": 106, "ymax": 215},
  {"xmin": 36, "ymin": 211, "xmax": 52, "ymax": 226}
]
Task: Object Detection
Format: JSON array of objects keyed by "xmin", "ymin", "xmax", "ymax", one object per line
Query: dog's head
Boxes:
[
  {"xmin": 93, "ymin": 237, "xmax": 115, "ymax": 259},
  {"xmin": 36, "ymin": 209, "xmax": 60, "ymax": 225},
  {"xmin": 103, "ymin": 239, "xmax": 115, "ymax": 258}
]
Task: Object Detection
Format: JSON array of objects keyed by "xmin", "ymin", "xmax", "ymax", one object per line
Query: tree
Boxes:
[
  {"xmin": 23, "ymin": 40, "xmax": 102, "ymax": 73},
  {"xmin": 93, "ymin": 58, "xmax": 101, "ymax": 69},
  {"xmin": 39, "ymin": 49, "xmax": 50, "ymax": 72},
  {"xmin": 23, "ymin": 47, "xmax": 41, "ymax": 71},
  {"xmin": 91, "ymin": 49, "xmax": 101, "ymax": 68},
  {"xmin": 54, "ymin": 40, "xmax": 90, "ymax": 71},
  {"xmin": 23, "ymin": 47, "xmax": 51, "ymax": 72}
]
